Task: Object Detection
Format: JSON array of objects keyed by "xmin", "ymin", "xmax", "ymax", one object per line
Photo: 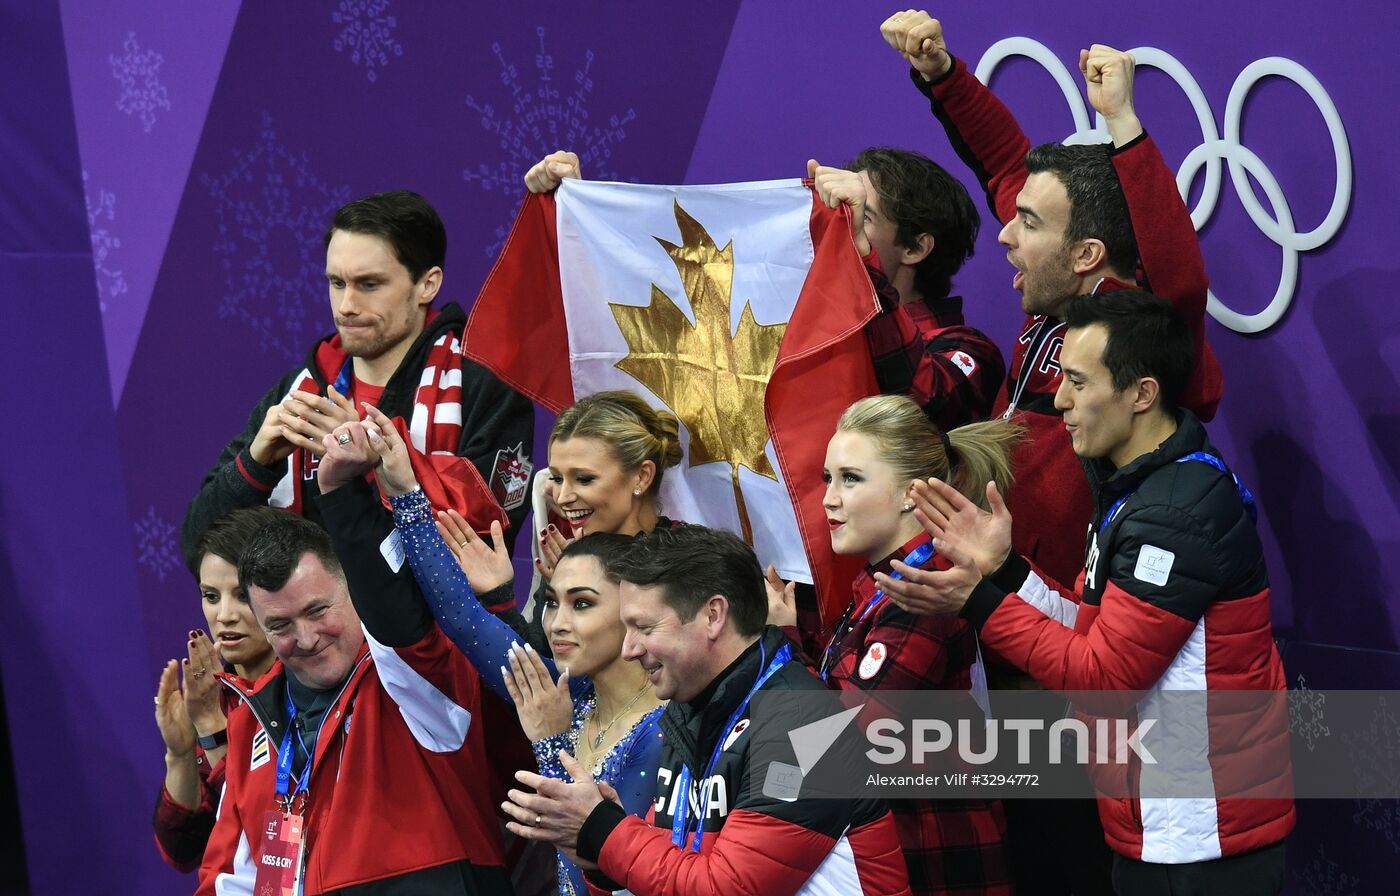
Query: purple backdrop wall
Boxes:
[{"xmin": 4, "ymin": 0, "xmax": 1395, "ymax": 891}]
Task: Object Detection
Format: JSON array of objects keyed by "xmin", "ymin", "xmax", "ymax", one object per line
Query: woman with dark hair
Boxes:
[
  {"xmin": 358, "ymin": 404, "xmax": 664, "ymax": 895},
  {"xmin": 152, "ymin": 506, "xmax": 284, "ymax": 873}
]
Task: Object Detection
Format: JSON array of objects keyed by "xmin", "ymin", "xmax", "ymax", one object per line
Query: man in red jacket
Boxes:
[
  {"xmin": 197, "ymin": 507, "xmax": 510, "ymax": 894},
  {"xmin": 499, "ymin": 524, "xmax": 912, "ymax": 895},
  {"xmin": 880, "ymin": 291, "xmax": 1292, "ymax": 895},
  {"xmin": 181, "ymin": 190, "xmax": 533, "ymax": 572},
  {"xmin": 878, "ymin": 12, "xmax": 1224, "ymax": 591}
]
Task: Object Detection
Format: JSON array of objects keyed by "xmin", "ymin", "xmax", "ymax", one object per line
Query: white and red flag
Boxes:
[{"xmin": 466, "ymin": 178, "xmax": 878, "ymax": 626}]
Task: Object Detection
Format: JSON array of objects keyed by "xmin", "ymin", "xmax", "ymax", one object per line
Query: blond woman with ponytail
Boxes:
[{"xmin": 767, "ymin": 393, "xmax": 1018, "ymax": 895}]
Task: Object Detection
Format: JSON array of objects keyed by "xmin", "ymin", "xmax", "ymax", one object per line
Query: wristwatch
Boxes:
[{"xmin": 197, "ymin": 728, "xmax": 228, "ymax": 751}]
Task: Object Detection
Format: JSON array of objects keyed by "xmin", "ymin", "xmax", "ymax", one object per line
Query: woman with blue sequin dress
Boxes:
[{"xmin": 360, "ymin": 402, "xmax": 665, "ymax": 895}]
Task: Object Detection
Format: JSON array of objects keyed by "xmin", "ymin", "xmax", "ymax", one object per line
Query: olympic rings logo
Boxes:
[{"xmin": 975, "ymin": 39, "xmax": 1351, "ymax": 334}]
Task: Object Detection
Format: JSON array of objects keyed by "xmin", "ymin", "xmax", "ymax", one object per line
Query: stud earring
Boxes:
[
  {"xmin": 902, "ymin": 503, "xmax": 913, "ymax": 512},
  {"xmin": 633, "ymin": 488, "xmax": 642, "ymax": 496}
]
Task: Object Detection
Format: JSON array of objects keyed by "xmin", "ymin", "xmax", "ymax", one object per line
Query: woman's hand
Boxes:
[
  {"xmin": 501, "ymin": 642, "xmax": 572, "ymax": 741},
  {"xmin": 536, "ymin": 525, "xmax": 572, "ymax": 582},
  {"xmin": 183, "ymin": 630, "xmax": 227, "ymax": 739},
  {"xmin": 361, "ymin": 404, "xmax": 420, "ymax": 497},
  {"xmin": 437, "ymin": 509, "xmax": 516, "ymax": 594},
  {"xmin": 764, "ymin": 564, "xmax": 798, "ymax": 628},
  {"xmin": 154, "ymin": 660, "xmax": 196, "ymax": 758}
]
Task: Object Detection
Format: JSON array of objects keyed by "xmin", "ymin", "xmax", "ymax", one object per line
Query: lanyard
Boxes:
[
  {"xmin": 670, "ymin": 642, "xmax": 792, "ymax": 852},
  {"xmin": 1001, "ymin": 317, "xmax": 1065, "ymax": 420},
  {"xmin": 819, "ymin": 541, "xmax": 937, "ymax": 681},
  {"xmin": 1100, "ymin": 451, "xmax": 1257, "ymax": 537},
  {"xmin": 332, "ymin": 357, "xmax": 353, "ymax": 400},
  {"xmin": 275, "ymin": 687, "xmax": 315, "ymax": 809}
]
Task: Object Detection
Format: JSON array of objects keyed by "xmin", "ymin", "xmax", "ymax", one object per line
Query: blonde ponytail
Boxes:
[{"xmin": 946, "ymin": 420, "xmax": 1020, "ymax": 509}]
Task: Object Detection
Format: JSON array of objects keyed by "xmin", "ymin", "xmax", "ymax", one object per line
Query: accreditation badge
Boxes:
[{"xmin": 253, "ymin": 809, "xmax": 305, "ymax": 896}]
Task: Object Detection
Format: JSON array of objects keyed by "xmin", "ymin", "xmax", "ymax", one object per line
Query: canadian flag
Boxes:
[{"xmin": 465, "ymin": 179, "xmax": 877, "ymax": 626}]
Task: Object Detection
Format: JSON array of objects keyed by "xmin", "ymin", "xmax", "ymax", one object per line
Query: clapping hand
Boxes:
[
  {"xmin": 910, "ymin": 478, "xmax": 1012, "ymax": 577},
  {"xmin": 278, "ymin": 385, "xmax": 360, "ymax": 457},
  {"xmin": 503, "ymin": 750, "xmax": 623, "ymax": 871},
  {"xmin": 359, "ymin": 404, "xmax": 420, "ymax": 497},
  {"xmin": 154, "ymin": 660, "xmax": 196, "ymax": 758},
  {"xmin": 183, "ymin": 630, "xmax": 227, "ymax": 740},
  {"xmin": 874, "ymin": 479, "xmax": 1014, "ymax": 615}
]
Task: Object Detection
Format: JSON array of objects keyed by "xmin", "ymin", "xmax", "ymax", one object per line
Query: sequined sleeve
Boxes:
[
  {"xmin": 531, "ymin": 731, "xmax": 578, "ymax": 783},
  {"xmin": 389, "ymin": 488, "xmax": 557, "ymax": 701}
]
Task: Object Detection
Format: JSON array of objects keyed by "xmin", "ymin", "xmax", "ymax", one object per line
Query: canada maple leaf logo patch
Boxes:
[{"xmin": 858, "ymin": 642, "xmax": 887, "ymax": 680}]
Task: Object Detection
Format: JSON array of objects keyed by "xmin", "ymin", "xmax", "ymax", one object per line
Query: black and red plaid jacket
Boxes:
[
  {"xmin": 862, "ymin": 256, "xmax": 1006, "ymax": 434},
  {"xmin": 789, "ymin": 532, "xmax": 1012, "ymax": 895}
]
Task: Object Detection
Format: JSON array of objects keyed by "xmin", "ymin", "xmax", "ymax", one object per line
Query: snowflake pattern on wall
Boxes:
[
  {"xmin": 201, "ymin": 113, "xmax": 352, "ymax": 360},
  {"xmin": 1299, "ymin": 844, "xmax": 1360, "ymax": 896},
  {"xmin": 1289, "ymin": 673, "xmax": 1331, "ymax": 751},
  {"xmin": 83, "ymin": 171, "xmax": 127, "ymax": 313},
  {"xmin": 1343, "ymin": 696, "xmax": 1400, "ymax": 852},
  {"xmin": 332, "ymin": 0, "xmax": 404, "ymax": 83},
  {"xmin": 133, "ymin": 505, "xmax": 181, "ymax": 583},
  {"xmin": 463, "ymin": 26, "xmax": 638, "ymax": 257},
  {"xmin": 110, "ymin": 31, "xmax": 171, "ymax": 132}
]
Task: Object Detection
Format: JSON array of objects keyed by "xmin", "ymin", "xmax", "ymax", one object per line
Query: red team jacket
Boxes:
[
  {"xmin": 862, "ymin": 256, "xmax": 1007, "ymax": 433},
  {"xmin": 961, "ymin": 413, "xmax": 1294, "ymax": 862},
  {"xmin": 196, "ymin": 628, "xmax": 505, "ymax": 894},
  {"xmin": 579, "ymin": 628, "xmax": 912, "ymax": 895}
]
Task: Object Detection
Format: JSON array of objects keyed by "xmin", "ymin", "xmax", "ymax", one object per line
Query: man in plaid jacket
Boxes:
[{"xmin": 809, "ymin": 150, "xmax": 1006, "ymax": 433}]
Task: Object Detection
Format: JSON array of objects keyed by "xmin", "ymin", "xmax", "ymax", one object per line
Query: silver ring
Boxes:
[
  {"xmin": 336, "ymin": 433, "xmax": 352, "ymax": 446},
  {"xmin": 534, "ymin": 814, "xmax": 541, "ymax": 827}
]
